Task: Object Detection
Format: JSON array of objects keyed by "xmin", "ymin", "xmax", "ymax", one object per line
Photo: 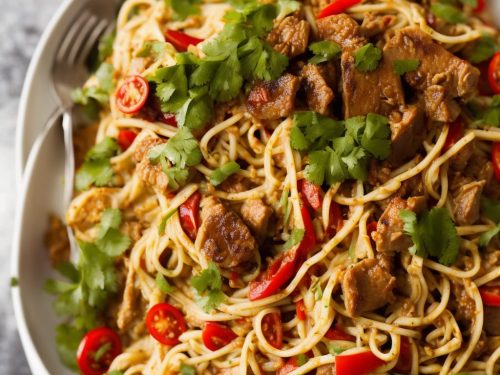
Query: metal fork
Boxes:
[{"xmin": 47, "ymin": 2, "xmax": 117, "ymax": 255}]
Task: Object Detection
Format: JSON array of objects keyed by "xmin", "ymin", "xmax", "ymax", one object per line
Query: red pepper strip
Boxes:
[
  {"xmin": 296, "ymin": 198, "xmax": 317, "ymax": 262},
  {"xmin": 480, "ymin": 286, "xmax": 500, "ymax": 307},
  {"xmin": 324, "ymin": 326, "xmax": 355, "ymax": 341},
  {"xmin": 117, "ymin": 129, "xmax": 138, "ymax": 151},
  {"xmin": 488, "ymin": 52, "xmax": 500, "ymax": 94},
  {"xmin": 474, "ymin": 0, "xmax": 486, "ymax": 13},
  {"xmin": 492, "ymin": 143, "xmax": 500, "ymax": 182},
  {"xmin": 162, "ymin": 112, "xmax": 178, "ymax": 127},
  {"xmin": 443, "ymin": 118, "xmax": 464, "ymax": 152},
  {"xmin": 298, "ymin": 179, "xmax": 323, "ymax": 211},
  {"xmin": 336, "ymin": 351, "xmax": 386, "ymax": 375},
  {"xmin": 326, "ymin": 201, "xmax": 343, "ymax": 238},
  {"xmin": 394, "ymin": 337, "xmax": 412, "ymax": 374},
  {"xmin": 367, "ymin": 221, "xmax": 378, "ymax": 238},
  {"xmin": 165, "ymin": 29, "xmax": 204, "ymax": 52},
  {"xmin": 202, "ymin": 322, "xmax": 238, "ymax": 351},
  {"xmin": 296, "ymin": 300, "xmax": 306, "ymax": 321},
  {"xmin": 179, "ymin": 191, "xmax": 202, "ymax": 241},
  {"xmin": 318, "ymin": 0, "xmax": 362, "ymax": 19},
  {"xmin": 262, "ymin": 312, "xmax": 283, "ymax": 349}
]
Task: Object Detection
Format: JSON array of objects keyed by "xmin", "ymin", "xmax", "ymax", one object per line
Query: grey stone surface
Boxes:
[{"xmin": 0, "ymin": 0, "xmax": 61, "ymax": 374}]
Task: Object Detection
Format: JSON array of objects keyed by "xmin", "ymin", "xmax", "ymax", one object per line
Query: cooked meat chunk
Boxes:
[
  {"xmin": 300, "ymin": 64, "xmax": 335, "ymax": 115},
  {"xmin": 45, "ymin": 215, "xmax": 70, "ymax": 266},
  {"xmin": 317, "ymin": 14, "xmax": 366, "ymax": 51},
  {"xmin": 135, "ymin": 137, "xmax": 169, "ymax": 192},
  {"xmin": 422, "ymin": 85, "xmax": 461, "ymax": 123},
  {"xmin": 384, "ymin": 27, "xmax": 479, "ymax": 122},
  {"xmin": 388, "ymin": 105, "xmax": 425, "ymax": 165},
  {"xmin": 360, "ymin": 13, "xmax": 397, "ymax": 38},
  {"xmin": 450, "ymin": 140, "xmax": 474, "ymax": 171},
  {"xmin": 220, "ymin": 174, "xmax": 251, "ymax": 194},
  {"xmin": 484, "ymin": 307, "xmax": 500, "ymax": 336},
  {"xmin": 66, "ymin": 188, "xmax": 116, "ymax": 231},
  {"xmin": 451, "ymin": 282, "xmax": 476, "ymax": 322},
  {"xmin": 316, "ymin": 364, "xmax": 335, "ymax": 375},
  {"xmin": 451, "ymin": 180, "xmax": 485, "ymax": 225},
  {"xmin": 267, "ymin": 14, "xmax": 310, "ymax": 58},
  {"xmin": 240, "ymin": 199, "xmax": 273, "ymax": 239},
  {"xmin": 342, "ymin": 255, "xmax": 396, "ymax": 316},
  {"xmin": 199, "ymin": 197, "xmax": 258, "ymax": 270},
  {"xmin": 373, "ymin": 196, "xmax": 426, "ymax": 253},
  {"xmin": 117, "ymin": 264, "xmax": 141, "ymax": 331},
  {"xmin": 247, "ymin": 74, "xmax": 300, "ymax": 120},
  {"xmin": 341, "ymin": 51, "xmax": 405, "ymax": 117}
]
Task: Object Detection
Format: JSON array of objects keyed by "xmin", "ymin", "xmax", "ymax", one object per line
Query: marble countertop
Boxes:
[{"xmin": 0, "ymin": 0, "xmax": 61, "ymax": 374}]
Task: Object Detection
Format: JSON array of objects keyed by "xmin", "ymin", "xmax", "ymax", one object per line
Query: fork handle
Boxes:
[{"xmin": 62, "ymin": 109, "xmax": 75, "ymax": 209}]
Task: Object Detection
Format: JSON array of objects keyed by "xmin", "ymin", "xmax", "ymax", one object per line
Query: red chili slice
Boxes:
[
  {"xmin": 326, "ymin": 201, "xmax": 343, "ymax": 238},
  {"xmin": 443, "ymin": 118, "xmax": 464, "ymax": 152},
  {"xmin": 165, "ymin": 29, "xmax": 204, "ymax": 52},
  {"xmin": 474, "ymin": 0, "xmax": 486, "ymax": 13},
  {"xmin": 296, "ymin": 300, "xmax": 306, "ymax": 321},
  {"xmin": 298, "ymin": 179, "xmax": 323, "ymax": 211},
  {"xmin": 296, "ymin": 197, "xmax": 317, "ymax": 262},
  {"xmin": 492, "ymin": 142, "xmax": 500, "ymax": 181},
  {"xmin": 318, "ymin": 0, "xmax": 362, "ymax": 18},
  {"xmin": 163, "ymin": 112, "xmax": 178, "ymax": 127},
  {"xmin": 202, "ymin": 322, "xmax": 238, "ymax": 351},
  {"xmin": 117, "ymin": 129, "xmax": 138, "ymax": 151},
  {"xmin": 324, "ymin": 325, "xmax": 355, "ymax": 341},
  {"xmin": 277, "ymin": 357, "xmax": 299, "ymax": 375},
  {"xmin": 394, "ymin": 337, "xmax": 412, "ymax": 374},
  {"xmin": 336, "ymin": 351, "xmax": 386, "ymax": 375},
  {"xmin": 367, "ymin": 221, "xmax": 378, "ymax": 238},
  {"xmin": 116, "ymin": 75, "xmax": 150, "ymax": 114},
  {"xmin": 480, "ymin": 286, "xmax": 500, "ymax": 307},
  {"xmin": 179, "ymin": 191, "xmax": 202, "ymax": 241},
  {"xmin": 77, "ymin": 327, "xmax": 122, "ymax": 375},
  {"xmin": 146, "ymin": 303, "xmax": 187, "ymax": 345},
  {"xmin": 488, "ymin": 52, "xmax": 500, "ymax": 94},
  {"xmin": 262, "ymin": 312, "xmax": 283, "ymax": 349}
]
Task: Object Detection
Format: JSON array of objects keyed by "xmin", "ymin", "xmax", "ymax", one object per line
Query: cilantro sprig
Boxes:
[
  {"xmin": 149, "ymin": 2, "xmax": 288, "ymax": 130},
  {"xmin": 309, "ymin": 40, "xmax": 341, "ymax": 65},
  {"xmin": 400, "ymin": 208, "xmax": 460, "ymax": 266},
  {"xmin": 430, "ymin": 2, "xmax": 465, "ymax": 24},
  {"xmin": 76, "ymin": 137, "xmax": 120, "ymax": 191},
  {"xmin": 210, "ymin": 161, "xmax": 241, "ymax": 186},
  {"xmin": 191, "ymin": 262, "xmax": 226, "ymax": 312},
  {"xmin": 45, "ymin": 209, "xmax": 130, "ymax": 369},
  {"xmin": 393, "ymin": 59, "xmax": 420, "ymax": 76},
  {"xmin": 291, "ymin": 112, "xmax": 391, "ymax": 185},
  {"xmin": 354, "ymin": 43, "xmax": 382, "ymax": 72},
  {"xmin": 165, "ymin": 0, "xmax": 201, "ymax": 20},
  {"xmin": 467, "ymin": 33, "xmax": 498, "ymax": 64},
  {"xmin": 148, "ymin": 128, "xmax": 202, "ymax": 189}
]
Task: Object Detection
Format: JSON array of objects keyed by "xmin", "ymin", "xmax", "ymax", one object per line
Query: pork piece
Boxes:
[
  {"xmin": 342, "ymin": 255, "xmax": 396, "ymax": 316},
  {"xmin": 199, "ymin": 197, "xmax": 259, "ymax": 270},
  {"xmin": 299, "ymin": 64, "xmax": 335, "ymax": 115},
  {"xmin": 341, "ymin": 51, "xmax": 405, "ymax": 117},
  {"xmin": 247, "ymin": 74, "xmax": 300, "ymax": 120},
  {"xmin": 240, "ymin": 199, "xmax": 273, "ymax": 239},
  {"xmin": 388, "ymin": 105, "xmax": 425, "ymax": 165},
  {"xmin": 384, "ymin": 27, "xmax": 479, "ymax": 122},
  {"xmin": 451, "ymin": 282, "xmax": 476, "ymax": 322},
  {"xmin": 373, "ymin": 196, "xmax": 426, "ymax": 253},
  {"xmin": 316, "ymin": 364, "xmax": 335, "ymax": 375},
  {"xmin": 360, "ymin": 13, "xmax": 397, "ymax": 38},
  {"xmin": 267, "ymin": 14, "xmax": 310, "ymax": 58},
  {"xmin": 117, "ymin": 263, "xmax": 141, "ymax": 331},
  {"xmin": 45, "ymin": 215, "xmax": 70, "ymax": 266},
  {"xmin": 484, "ymin": 307, "xmax": 500, "ymax": 336},
  {"xmin": 220, "ymin": 174, "xmax": 251, "ymax": 194},
  {"xmin": 134, "ymin": 137, "xmax": 169, "ymax": 192},
  {"xmin": 451, "ymin": 180, "xmax": 485, "ymax": 225},
  {"xmin": 317, "ymin": 14, "xmax": 366, "ymax": 51}
]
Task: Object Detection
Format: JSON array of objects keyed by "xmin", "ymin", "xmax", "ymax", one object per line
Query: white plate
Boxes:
[{"xmin": 13, "ymin": 2, "xmax": 500, "ymax": 375}]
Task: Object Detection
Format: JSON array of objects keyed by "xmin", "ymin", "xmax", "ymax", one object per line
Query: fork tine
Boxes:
[
  {"xmin": 56, "ymin": 10, "xmax": 92, "ymax": 64},
  {"xmin": 75, "ymin": 18, "xmax": 110, "ymax": 66},
  {"xmin": 67, "ymin": 14, "xmax": 99, "ymax": 65}
]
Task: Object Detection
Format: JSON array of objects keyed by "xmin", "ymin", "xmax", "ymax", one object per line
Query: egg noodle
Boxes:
[{"xmin": 53, "ymin": 0, "xmax": 500, "ymax": 374}]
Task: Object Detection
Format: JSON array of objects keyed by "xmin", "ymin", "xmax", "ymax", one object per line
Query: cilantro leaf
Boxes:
[
  {"xmin": 400, "ymin": 208, "xmax": 460, "ymax": 266},
  {"xmin": 354, "ymin": 43, "xmax": 382, "ymax": 72},
  {"xmin": 209, "ymin": 52, "xmax": 243, "ymax": 102},
  {"xmin": 430, "ymin": 3, "xmax": 465, "ymax": 24},
  {"xmin": 180, "ymin": 364, "xmax": 196, "ymax": 375},
  {"xmin": 76, "ymin": 137, "xmax": 119, "ymax": 191},
  {"xmin": 393, "ymin": 59, "xmax": 420, "ymax": 75},
  {"xmin": 156, "ymin": 273, "xmax": 174, "ymax": 294},
  {"xmin": 481, "ymin": 197, "xmax": 500, "ymax": 222},
  {"xmin": 459, "ymin": 0, "xmax": 477, "ymax": 5},
  {"xmin": 479, "ymin": 224, "xmax": 500, "ymax": 247},
  {"xmin": 276, "ymin": 229, "xmax": 304, "ymax": 252},
  {"xmin": 277, "ymin": 0, "xmax": 301, "ymax": 19},
  {"xmin": 164, "ymin": 0, "xmax": 201, "ymax": 20},
  {"xmin": 360, "ymin": 113, "xmax": 391, "ymax": 159},
  {"xmin": 309, "ymin": 40, "xmax": 341, "ymax": 65},
  {"xmin": 210, "ymin": 161, "xmax": 241, "ymax": 186},
  {"xmin": 291, "ymin": 112, "xmax": 344, "ymax": 151},
  {"xmin": 136, "ymin": 41, "xmax": 169, "ymax": 59},
  {"xmin": 191, "ymin": 262, "xmax": 225, "ymax": 312},
  {"xmin": 95, "ymin": 209, "xmax": 131, "ymax": 257},
  {"xmin": 467, "ymin": 33, "xmax": 498, "ymax": 64}
]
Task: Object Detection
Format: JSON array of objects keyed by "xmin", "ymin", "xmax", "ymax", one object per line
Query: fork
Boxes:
[{"xmin": 47, "ymin": 1, "xmax": 117, "ymax": 256}]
